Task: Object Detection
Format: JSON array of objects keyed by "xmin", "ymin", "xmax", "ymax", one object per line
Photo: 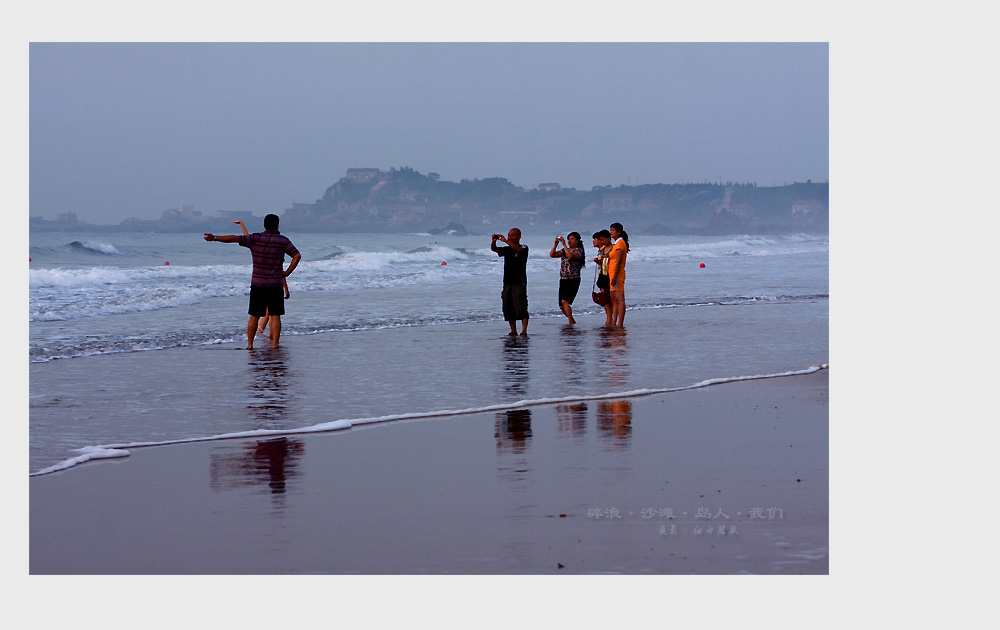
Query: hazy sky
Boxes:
[{"xmin": 30, "ymin": 42, "xmax": 828, "ymax": 224}]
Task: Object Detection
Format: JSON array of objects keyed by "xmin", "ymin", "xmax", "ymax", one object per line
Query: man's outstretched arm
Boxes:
[{"xmin": 204, "ymin": 233, "xmax": 240, "ymax": 243}]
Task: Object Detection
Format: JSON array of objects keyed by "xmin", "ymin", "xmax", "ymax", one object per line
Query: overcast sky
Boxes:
[{"xmin": 30, "ymin": 42, "xmax": 828, "ymax": 225}]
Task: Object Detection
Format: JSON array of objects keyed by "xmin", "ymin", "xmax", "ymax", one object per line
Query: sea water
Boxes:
[{"xmin": 28, "ymin": 230, "xmax": 828, "ymax": 474}]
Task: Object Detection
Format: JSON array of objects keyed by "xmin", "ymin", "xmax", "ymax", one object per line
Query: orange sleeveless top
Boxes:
[{"xmin": 608, "ymin": 239, "xmax": 627, "ymax": 291}]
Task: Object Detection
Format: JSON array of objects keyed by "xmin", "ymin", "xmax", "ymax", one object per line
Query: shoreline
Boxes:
[
  {"xmin": 30, "ymin": 364, "xmax": 827, "ymax": 478},
  {"xmin": 30, "ymin": 368, "xmax": 828, "ymax": 575}
]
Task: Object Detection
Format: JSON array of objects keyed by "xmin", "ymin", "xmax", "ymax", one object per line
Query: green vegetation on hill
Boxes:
[{"xmin": 289, "ymin": 166, "xmax": 828, "ymax": 234}]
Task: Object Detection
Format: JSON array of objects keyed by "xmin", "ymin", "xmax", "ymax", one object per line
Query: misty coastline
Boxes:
[{"xmin": 30, "ymin": 167, "xmax": 828, "ymax": 236}]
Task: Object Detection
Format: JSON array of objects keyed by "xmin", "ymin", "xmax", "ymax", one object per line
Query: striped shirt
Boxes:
[{"xmin": 238, "ymin": 230, "xmax": 300, "ymax": 287}]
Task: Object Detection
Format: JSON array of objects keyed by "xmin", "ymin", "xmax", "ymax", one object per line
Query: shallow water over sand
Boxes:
[{"xmin": 29, "ymin": 232, "xmax": 828, "ymax": 474}]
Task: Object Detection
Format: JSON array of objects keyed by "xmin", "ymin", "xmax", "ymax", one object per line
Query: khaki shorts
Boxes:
[{"xmin": 501, "ymin": 284, "xmax": 529, "ymax": 321}]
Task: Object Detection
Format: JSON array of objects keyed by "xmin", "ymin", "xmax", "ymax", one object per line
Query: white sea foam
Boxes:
[
  {"xmin": 70, "ymin": 240, "xmax": 124, "ymax": 255},
  {"xmin": 29, "ymin": 245, "xmax": 488, "ymax": 321},
  {"xmin": 628, "ymin": 234, "xmax": 828, "ymax": 262},
  {"xmin": 29, "ymin": 267, "xmax": 135, "ymax": 288},
  {"xmin": 30, "ymin": 445, "xmax": 132, "ymax": 475}
]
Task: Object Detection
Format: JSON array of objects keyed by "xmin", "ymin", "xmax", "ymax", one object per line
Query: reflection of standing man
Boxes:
[
  {"xmin": 495, "ymin": 409, "xmax": 533, "ymax": 454},
  {"xmin": 204, "ymin": 213, "xmax": 301, "ymax": 350},
  {"xmin": 491, "ymin": 228, "xmax": 529, "ymax": 336}
]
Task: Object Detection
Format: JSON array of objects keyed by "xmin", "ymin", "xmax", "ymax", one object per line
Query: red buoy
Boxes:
[
  {"xmin": 441, "ymin": 261, "xmax": 447, "ymax": 265},
  {"xmin": 164, "ymin": 261, "xmax": 170, "ymax": 265},
  {"xmin": 699, "ymin": 263, "xmax": 706, "ymax": 268}
]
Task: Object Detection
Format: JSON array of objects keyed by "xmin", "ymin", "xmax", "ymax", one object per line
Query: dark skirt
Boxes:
[{"xmin": 559, "ymin": 277, "xmax": 582, "ymax": 304}]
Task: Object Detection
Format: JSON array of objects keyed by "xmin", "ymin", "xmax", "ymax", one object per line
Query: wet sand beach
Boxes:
[{"xmin": 29, "ymin": 368, "xmax": 828, "ymax": 575}]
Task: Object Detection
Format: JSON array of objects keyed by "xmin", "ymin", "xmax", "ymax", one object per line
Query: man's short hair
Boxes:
[{"xmin": 264, "ymin": 214, "xmax": 280, "ymax": 231}]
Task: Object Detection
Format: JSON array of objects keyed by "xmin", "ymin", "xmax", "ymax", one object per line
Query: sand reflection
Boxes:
[
  {"xmin": 494, "ymin": 408, "xmax": 533, "ymax": 485},
  {"xmin": 596, "ymin": 400, "xmax": 632, "ymax": 449},
  {"xmin": 208, "ymin": 348, "xmax": 305, "ymax": 506},
  {"xmin": 555, "ymin": 402, "xmax": 588, "ymax": 439},
  {"xmin": 598, "ymin": 327, "xmax": 629, "ymax": 387},
  {"xmin": 501, "ymin": 334, "xmax": 530, "ymax": 399},
  {"xmin": 245, "ymin": 348, "xmax": 292, "ymax": 428},
  {"xmin": 495, "ymin": 408, "xmax": 533, "ymax": 454},
  {"xmin": 209, "ymin": 437, "xmax": 305, "ymax": 504},
  {"xmin": 557, "ymin": 325, "xmax": 586, "ymax": 388}
]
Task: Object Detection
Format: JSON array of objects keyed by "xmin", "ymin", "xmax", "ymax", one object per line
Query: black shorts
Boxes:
[
  {"xmin": 501, "ymin": 284, "xmax": 529, "ymax": 321},
  {"xmin": 559, "ymin": 277, "xmax": 581, "ymax": 304},
  {"xmin": 248, "ymin": 285, "xmax": 285, "ymax": 317}
]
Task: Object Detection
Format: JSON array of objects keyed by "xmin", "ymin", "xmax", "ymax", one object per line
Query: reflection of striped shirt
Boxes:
[{"xmin": 237, "ymin": 230, "xmax": 300, "ymax": 287}]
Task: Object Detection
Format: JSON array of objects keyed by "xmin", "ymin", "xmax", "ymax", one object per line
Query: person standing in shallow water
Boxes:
[
  {"xmin": 204, "ymin": 213, "xmax": 301, "ymax": 350},
  {"xmin": 608, "ymin": 222, "xmax": 629, "ymax": 328},
  {"xmin": 234, "ymin": 220, "xmax": 289, "ymax": 337},
  {"xmin": 593, "ymin": 230, "xmax": 613, "ymax": 326},
  {"xmin": 549, "ymin": 232, "xmax": 585, "ymax": 325},
  {"xmin": 491, "ymin": 228, "xmax": 529, "ymax": 336}
]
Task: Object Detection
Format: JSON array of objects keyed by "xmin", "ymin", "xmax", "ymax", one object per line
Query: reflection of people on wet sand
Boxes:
[
  {"xmin": 209, "ymin": 437, "xmax": 305, "ymax": 497},
  {"xmin": 501, "ymin": 334, "xmax": 530, "ymax": 398},
  {"xmin": 246, "ymin": 351, "xmax": 290, "ymax": 425},
  {"xmin": 204, "ymin": 213, "xmax": 301, "ymax": 350},
  {"xmin": 597, "ymin": 400, "xmax": 632, "ymax": 446},
  {"xmin": 555, "ymin": 402, "xmax": 588, "ymax": 438},
  {"xmin": 235, "ymin": 220, "xmax": 289, "ymax": 336},
  {"xmin": 599, "ymin": 326, "xmax": 629, "ymax": 388},
  {"xmin": 495, "ymin": 408, "xmax": 533, "ymax": 454},
  {"xmin": 491, "ymin": 228, "xmax": 529, "ymax": 336},
  {"xmin": 252, "ymin": 437, "xmax": 304, "ymax": 494},
  {"xmin": 557, "ymin": 324, "xmax": 586, "ymax": 387},
  {"xmin": 208, "ymin": 346, "xmax": 303, "ymax": 500}
]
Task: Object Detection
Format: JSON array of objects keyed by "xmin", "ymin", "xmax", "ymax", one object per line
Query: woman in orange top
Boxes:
[{"xmin": 608, "ymin": 222, "xmax": 629, "ymax": 328}]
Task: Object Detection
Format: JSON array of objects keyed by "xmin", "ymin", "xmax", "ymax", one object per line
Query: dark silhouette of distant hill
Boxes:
[{"xmin": 30, "ymin": 166, "xmax": 828, "ymax": 235}]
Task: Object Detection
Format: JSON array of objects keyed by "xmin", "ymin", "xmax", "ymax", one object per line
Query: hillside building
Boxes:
[
  {"xmin": 792, "ymin": 200, "xmax": 821, "ymax": 215},
  {"xmin": 345, "ymin": 168, "xmax": 380, "ymax": 182},
  {"xmin": 161, "ymin": 205, "xmax": 201, "ymax": 220}
]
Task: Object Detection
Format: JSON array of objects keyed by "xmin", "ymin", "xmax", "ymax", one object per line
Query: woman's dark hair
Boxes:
[{"xmin": 610, "ymin": 222, "xmax": 630, "ymax": 251}]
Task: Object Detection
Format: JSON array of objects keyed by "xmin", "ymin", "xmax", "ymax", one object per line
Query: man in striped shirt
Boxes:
[{"xmin": 204, "ymin": 213, "xmax": 301, "ymax": 349}]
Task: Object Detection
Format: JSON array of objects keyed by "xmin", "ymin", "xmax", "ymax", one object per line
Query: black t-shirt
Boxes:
[{"xmin": 497, "ymin": 245, "xmax": 529, "ymax": 285}]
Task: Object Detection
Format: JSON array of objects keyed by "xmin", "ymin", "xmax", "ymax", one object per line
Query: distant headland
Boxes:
[{"xmin": 30, "ymin": 166, "xmax": 828, "ymax": 236}]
